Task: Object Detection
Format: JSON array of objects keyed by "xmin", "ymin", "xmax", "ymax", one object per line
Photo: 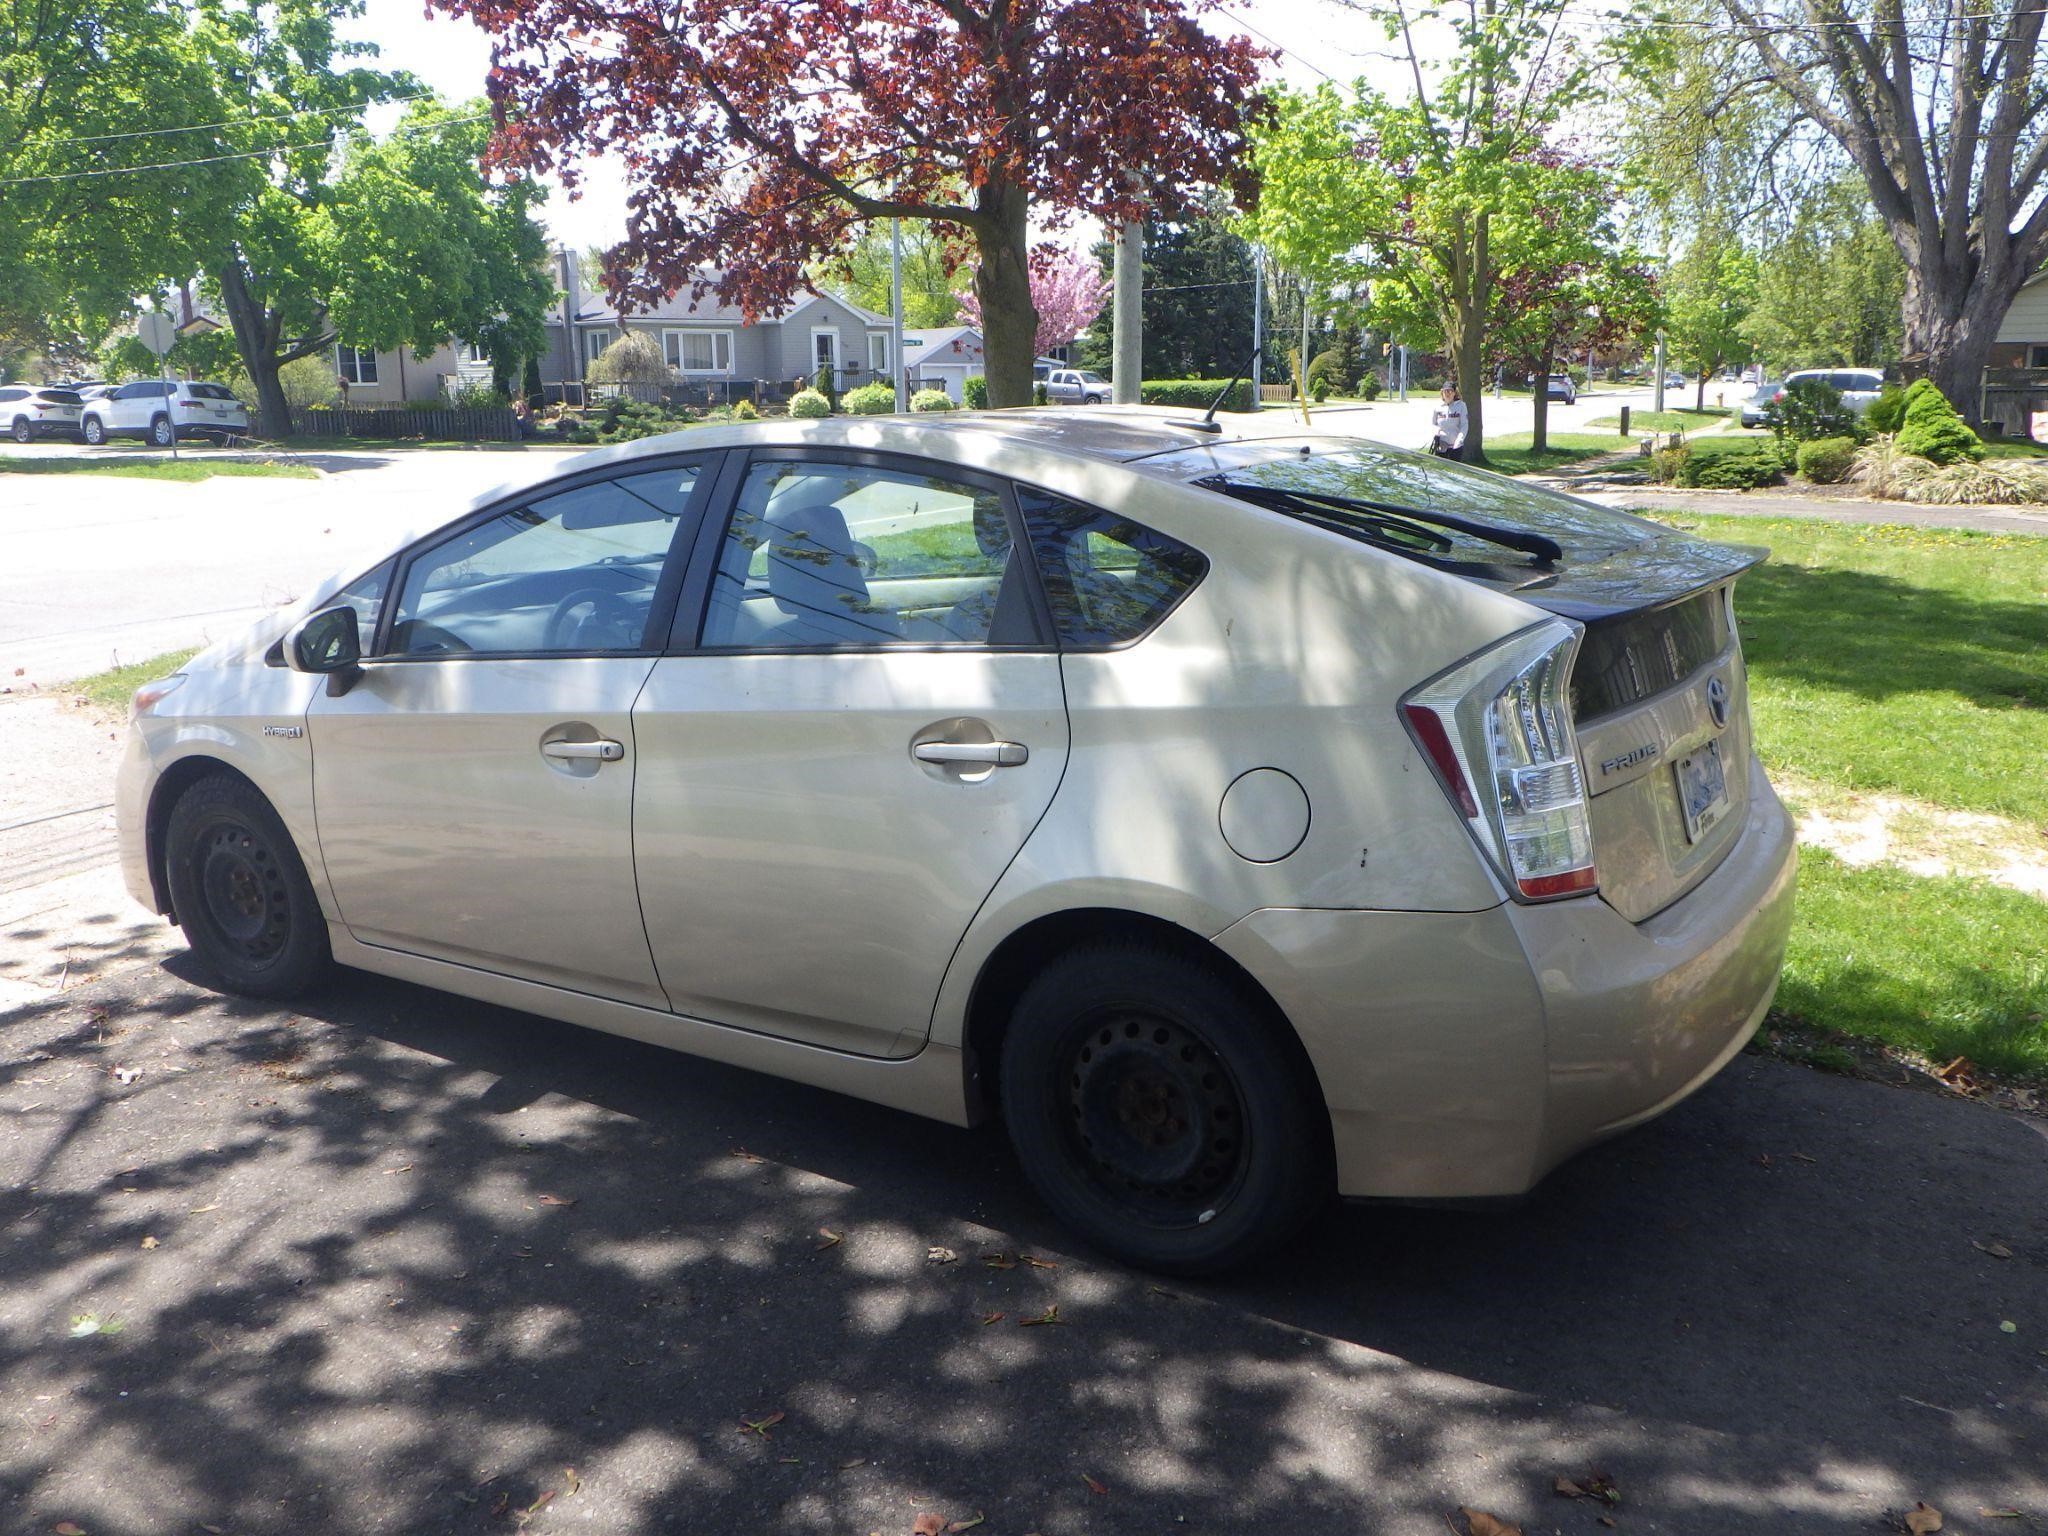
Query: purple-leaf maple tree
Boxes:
[
  {"xmin": 438, "ymin": 0, "xmax": 1268, "ymax": 405},
  {"xmin": 957, "ymin": 245, "xmax": 1112, "ymax": 357}
]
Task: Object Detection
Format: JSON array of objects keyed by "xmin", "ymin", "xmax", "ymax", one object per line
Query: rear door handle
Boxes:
[
  {"xmin": 542, "ymin": 739, "xmax": 625, "ymax": 762},
  {"xmin": 914, "ymin": 740, "xmax": 1029, "ymax": 767}
]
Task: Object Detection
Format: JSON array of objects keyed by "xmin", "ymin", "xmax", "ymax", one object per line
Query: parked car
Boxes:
[
  {"xmin": 0, "ymin": 384, "xmax": 85, "ymax": 442},
  {"xmin": 117, "ymin": 411, "xmax": 1797, "ymax": 1273},
  {"xmin": 1739, "ymin": 381, "xmax": 1783, "ymax": 428},
  {"xmin": 1542, "ymin": 373, "xmax": 1577, "ymax": 404},
  {"xmin": 81, "ymin": 380, "xmax": 251, "ymax": 445},
  {"xmin": 1043, "ymin": 368, "xmax": 1112, "ymax": 404},
  {"xmin": 1780, "ymin": 367, "xmax": 1886, "ymax": 414},
  {"xmin": 1662, "ymin": 372, "xmax": 1686, "ymax": 391}
]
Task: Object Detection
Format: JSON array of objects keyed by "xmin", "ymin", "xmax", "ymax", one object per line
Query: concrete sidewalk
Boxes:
[{"xmin": 1, "ymin": 960, "xmax": 2042, "ymax": 1535}]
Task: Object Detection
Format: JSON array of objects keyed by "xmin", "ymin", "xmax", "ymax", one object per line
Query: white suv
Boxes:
[
  {"xmin": 81, "ymin": 381, "xmax": 251, "ymax": 446},
  {"xmin": 1044, "ymin": 368, "xmax": 1112, "ymax": 404},
  {"xmin": 0, "ymin": 385, "xmax": 85, "ymax": 442}
]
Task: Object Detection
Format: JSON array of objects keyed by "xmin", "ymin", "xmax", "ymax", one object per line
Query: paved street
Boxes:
[{"xmin": 1, "ymin": 959, "xmax": 2043, "ymax": 1535}]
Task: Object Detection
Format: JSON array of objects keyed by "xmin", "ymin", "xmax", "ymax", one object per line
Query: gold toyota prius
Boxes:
[{"xmin": 117, "ymin": 410, "xmax": 1797, "ymax": 1273}]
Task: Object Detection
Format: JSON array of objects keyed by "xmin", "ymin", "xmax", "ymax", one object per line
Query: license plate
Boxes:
[{"xmin": 1674, "ymin": 738, "xmax": 1729, "ymax": 843}]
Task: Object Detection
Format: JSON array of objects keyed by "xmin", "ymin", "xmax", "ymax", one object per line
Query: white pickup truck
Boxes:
[{"xmin": 1042, "ymin": 368, "xmax": 1112, "ymax": 405}]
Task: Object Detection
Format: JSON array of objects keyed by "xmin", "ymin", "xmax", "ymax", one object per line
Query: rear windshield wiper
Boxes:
[{"xmin": 1210, "ymin": 481, "xmax": 1563, "ymax": 566}]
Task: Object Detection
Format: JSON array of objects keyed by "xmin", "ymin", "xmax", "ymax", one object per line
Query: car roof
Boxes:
[{"xmin": 560, "ymin": 406, "xmax": 1325, "ymax": 476}]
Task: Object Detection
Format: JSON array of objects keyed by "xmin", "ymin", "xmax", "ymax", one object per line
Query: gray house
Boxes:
[{"xmin": 541, "ymin": 249, "xmax": 894, "ymax": 401}]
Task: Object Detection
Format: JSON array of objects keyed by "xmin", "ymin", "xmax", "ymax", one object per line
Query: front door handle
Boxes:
[
  {"xmin": 914, "ymin": 740, "xmax": 1028, "ymax": 767},
  {"xmin": 542, "ymin": 739, "xmax": 625, "ymax": 762}
]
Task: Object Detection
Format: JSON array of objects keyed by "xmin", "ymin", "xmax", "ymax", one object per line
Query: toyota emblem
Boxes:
[{"xmin": 1705, "ymin": 675, "xmax": 1730, "ymax": 729}]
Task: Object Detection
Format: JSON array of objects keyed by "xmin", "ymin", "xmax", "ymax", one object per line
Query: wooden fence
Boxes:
[{"xmin": 289, "ymin": 405, "xmax": 521, "ymax": 442}]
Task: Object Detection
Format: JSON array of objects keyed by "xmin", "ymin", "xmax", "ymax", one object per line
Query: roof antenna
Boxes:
[{"xmin": 1193, "ymin": 342, "xmax": 1263, "ymax": 434}]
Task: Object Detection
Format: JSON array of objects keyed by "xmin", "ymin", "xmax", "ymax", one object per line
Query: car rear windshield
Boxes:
[
  {"xmin": 36, "ymin": 389, "xmax": 83, "ymax": 404},
  {"xmin": 186, "ymin": 383, "xmax": 238, "ymax": 401},
  {"xmin": 1198, "ymin": 443, "xmax": 1658, "ymax": 570}
]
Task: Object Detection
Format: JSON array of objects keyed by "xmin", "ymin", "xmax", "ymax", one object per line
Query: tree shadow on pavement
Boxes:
[{"xmin": 1, "ymin": 960, "xmax": 2042, "ymax": 1536}]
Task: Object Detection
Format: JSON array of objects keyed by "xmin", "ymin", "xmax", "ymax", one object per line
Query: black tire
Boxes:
[
  {"xmin": 149, "ymin": 414, "xmax": 176, "ymax": 447},
  {"xmin": 81, "ymin": 415, "xmax": 106, "ymax": 446},
  {"xmin": 998, "ymin": 943, "xmax": 1332, "ymax": 1275},
  {"xmin": 164, "ymin": 773, "xmax": 331, "ymax": 998},
  {"xmin": 9, "ymin": 417, "xmax": 30, "ymax": 443}
]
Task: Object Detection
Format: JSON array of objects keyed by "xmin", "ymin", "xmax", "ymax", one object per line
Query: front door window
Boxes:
[{"xmin": 813, "ymin": 330, "xmax": 839, "ymax": 376}]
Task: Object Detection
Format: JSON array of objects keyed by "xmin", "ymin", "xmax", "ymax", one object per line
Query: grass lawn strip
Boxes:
[
  {"xmin": 69, "ymin": 648, "xmax": 202, "ymax": 715},
  {"xmin": 1773, "ymin": 770, "xmax": 2047, "ymax": 898}
]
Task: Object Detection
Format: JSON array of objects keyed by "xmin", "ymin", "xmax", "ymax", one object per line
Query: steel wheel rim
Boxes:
[
  {"xmin": 196, "ymin": 820, "xmax": 290, "ymax": 965},
  {"xmin": 1058, "ymin": 1008, "xmax": 1250, "ymax": 1227}
]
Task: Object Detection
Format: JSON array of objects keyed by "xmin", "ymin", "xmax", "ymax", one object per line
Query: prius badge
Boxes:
[
  {"xmin": 262, "ymin": 724, "xmax": 304, "ymax": 739},
  {"xmin": 1705, "ymin": 675, "xmax": 1730, "ymax": 730}
]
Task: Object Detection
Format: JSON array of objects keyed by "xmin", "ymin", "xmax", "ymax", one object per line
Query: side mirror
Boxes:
[{"xmin": 284, "ymin": 606, "xmax": 364, "ymax": 696}]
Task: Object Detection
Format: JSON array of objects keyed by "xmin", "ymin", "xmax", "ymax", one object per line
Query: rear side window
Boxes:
[
  {"xmin": 1014, "ymin": 488, "xmax": 1206, "ymax": 648},
  {"xmin": 188, "ymin": 383, "xmax": 237, "ymax": 401}
]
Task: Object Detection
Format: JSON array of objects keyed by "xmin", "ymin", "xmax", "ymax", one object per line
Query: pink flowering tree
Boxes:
[{"xmin": 959, "ymin": 246, "xmax": 1112, "ymax": 357}]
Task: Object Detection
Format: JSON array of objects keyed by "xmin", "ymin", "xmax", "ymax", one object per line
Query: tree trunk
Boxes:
[
  {"xmin": 973, "ymin": 185, "xmax": 1037, "ymax": 409},
  {"xmin": 216, "ymin": 257, "xmax": 293, "ymax": 438},
  {"xmin": 1531, "ymin": 341, "xmax": 1554, "ymax": 454},
  {"xmin": 1902, "ymin": 266, "xmax": 2022, "ymax": 424},
  {"xmin": 1444, "ymin": 293, "xmax": 1486, "ymax": 463}
]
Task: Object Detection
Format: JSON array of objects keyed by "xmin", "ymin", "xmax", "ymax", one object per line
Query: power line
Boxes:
[
  {"xmin": 5, "ymin": 89, "xmax": 447, "ymax": 151},
  {"xmin": 0, "ymin": 111, "xmax": 488, "ymax": 187}
]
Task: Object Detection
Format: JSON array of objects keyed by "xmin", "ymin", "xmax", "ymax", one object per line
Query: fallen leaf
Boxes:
[
  {"xmin": 1554, "ymin": 1478, "xmax": 1585, "ymax": 1498},
  {"xmin": 188, "ymin": 1203, "xmax": 221, "ymax": 1214},
  {"xmin": 730, "ymin": 1147, "xmax": 765, "ymax": 1164},
  {"xmin": 2001, "ymin": 1320, "xmax": 2019, "ymax": 1334},
  {"xmin": 740, "ymin": 1411, "xmax": 786, "ymax": 1438},
  {"xmin": 1789, "ymin": 1151, "xmax": 1817, "ymax": 1162},
  {"xmin": 52, "ymin": 1523, "xmax": 87, "ymax": 1535},
  {"xmin": 927, "ymin": 1246, "xmax": 958, "ymax": 1264},
  {"xmin": 1978, "ymin": 1510, "xmax": 2024, "ymax": 1520},
  {"xmin": 816, "ymin": 1228, "xmax": 843, "ymax": 1249},
  {"xmin": 948, "ymin": 1516, "xmax": 986, "ymax": 1532},
  {"xmin": 1936, "ymin": 1057, "xmax": 1972, "ymax": 1082},
  {"xmin": 1599, "ymin": 1519, "xmax": 1616, "ymax": 1530},
  {"xmin": 519, "ymin": 1489, "xmax": 555, "ymax": 1522},
  {"xmin": 1081, "ymin": 1474, "xmax": 1108, "ymax": 1495},
  {"xmin": 139, "ymin": 1236, "xmax": 158, "ymax": 1250},
  {"xmin": 913, "ymin": 1516, "xmax": 946, "ymax": 1536},
  {"xmin": 1020, "ymin": 1306, "xmax": 1063, "ymax": 1327},
  {"xmin": 979, "ymin": 1251, "xmax": 1017, "ymax": 1270},
  {"xmin": 1972, "ymin": 1240, "xmax": 2014, "ymax": 1259},
  {"xmin": 1458, "ymin": 1511, "xmax": 1522, "ymax": 1536},
  {"xmin": 563, "ymin": 1466, "xmax": 580, "ymax": 1495},
  {"xmin": 1905, "ymin": 1502, "xmax": 1944, "ymax": 1534},
  {"xmin": 1020, "ymin": 1255, "xmax": 1059, "ymax": 1270},
  {"xmin": 838, "ymin": 1457, "xmax": 867, "ymax": 1470},
  {"xmin": 980, "ymin": 1311, "xmax": 1005, "ymax": 1326},
  {"xmin": 382, "ymin": 1164, "xmax": 413, "ymax": 1175}
]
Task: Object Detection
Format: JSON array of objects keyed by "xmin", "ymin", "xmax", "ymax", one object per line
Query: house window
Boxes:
[
  {"xmin": 2031, "ymin": 345, "xmax": 2048, "ymax": 369},
  {"xmin": 867, "ymin": 332, "xmax": 890, "ymax": 374},
  {"xmin": 460, "ymin": 342, "xmax": 488, "ymax": 365},
  {"xmin": 663, "ymin": 329, "xmax": 733, "ymax": 374},
  {"xmin": 336, "ymin": 345, "xmax": 379, "ymax": 387},
  {"xmin": 583, "ymin": 328, "xmax": 613, "ymax": 369}
]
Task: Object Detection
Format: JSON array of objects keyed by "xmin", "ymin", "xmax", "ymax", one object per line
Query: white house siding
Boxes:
[{"xmin": 1994, "ymin": 274, "xmax": 2048, "ymax": 366}]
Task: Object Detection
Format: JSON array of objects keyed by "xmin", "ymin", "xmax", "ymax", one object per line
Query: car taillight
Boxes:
[{"xmin": 1400, "ymin": 620, "xmax": 1598, "ymax": 901}]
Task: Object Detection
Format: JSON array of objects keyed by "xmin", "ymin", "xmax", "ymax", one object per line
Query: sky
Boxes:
[{"xmin": 344, "ymin": 0, "xmax": 1411, "ymax": 256}]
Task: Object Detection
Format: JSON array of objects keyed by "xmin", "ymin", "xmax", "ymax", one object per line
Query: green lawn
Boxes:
[
  {"xmin": 1482, "ymin": 431, "xmax": 1642, "ymax": 475},
  {"xmin": 71, "ymin": 648, "xmax": 202, "ymax": 713},
  {"xmin": 1654, "ymin": 513, "xmax": 2048, "ymax": 1080},
  {"xmin": 1981, "ymin": 437, "xmax": 2048, "ymax": 460},
  {"xmin": 1584, "ymin": 407, "xmax": 1731, "ymax": 432},
  {"xmin": 0, "ymin": 457, "xmax": 316, "ymax": 482}
]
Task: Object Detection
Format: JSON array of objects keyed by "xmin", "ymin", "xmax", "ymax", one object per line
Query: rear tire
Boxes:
[
  {"xmin": 9, "ymin": 417, "xmax": 29, "ymax": 443},
  {"xmin": 149, "ymin": 414, "xmax": 176, "ymax": 447},
  {"xmin": 998, "ymin": 943, "xmax": 1331, "ymax": 1275},
  {"xmin": 164, "ymin": 774, "xmax": 331, "ymax": 998}
]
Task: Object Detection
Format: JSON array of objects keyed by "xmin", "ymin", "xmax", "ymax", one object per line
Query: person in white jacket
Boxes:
[{"xmin": 1430, "ymin": 383, "xmax": 1468, "ymax": 458}]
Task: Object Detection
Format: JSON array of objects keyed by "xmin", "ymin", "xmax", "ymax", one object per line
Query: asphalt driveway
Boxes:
[{"xmin": 2, "ymin": 957, "xmax": 2044, "ymax": 1536}]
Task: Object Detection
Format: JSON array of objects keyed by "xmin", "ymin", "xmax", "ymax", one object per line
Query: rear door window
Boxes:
[{"xmin": 1014, "ymin": 488, "xmax": 1207, "ymax": 648}]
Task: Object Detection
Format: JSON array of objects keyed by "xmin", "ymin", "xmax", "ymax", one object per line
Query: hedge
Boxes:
[{"xmin": 1139, "ymin": 378, "xmax": 1256, "ymax": 412}]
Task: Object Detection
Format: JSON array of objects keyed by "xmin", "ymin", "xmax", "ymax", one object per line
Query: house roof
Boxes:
[
  {"xmin": 556, "ymin": 283, "xmax": 886, "ymax": 329},
  {"xmin": 902, "ymin": 326, "xmax": 985, "ymax": 361}
]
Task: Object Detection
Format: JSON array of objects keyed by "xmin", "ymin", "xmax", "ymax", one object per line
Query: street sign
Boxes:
[{"xmin": 136, "ymin": 311, "xmax": 176, "ymax": 357}]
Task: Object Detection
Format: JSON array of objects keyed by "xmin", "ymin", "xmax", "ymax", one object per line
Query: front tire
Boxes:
[
  {"xmin": 149, "ymin": 414, "xmax": 176, "ymax": 447},
  {"xmin": 81, "ymin": 416, "xmax": 106, "ymax": 446},
  {"xmin": 164, "ymin": 774, "xmax": 331, "ymax": 998},
  {"xmin": 998, "ymin": 943, "xmax": 1332, "ymax": 1275}
]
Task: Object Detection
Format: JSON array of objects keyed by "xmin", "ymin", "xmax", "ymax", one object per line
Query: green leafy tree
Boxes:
[
  {"xmin": 1742, "ymin": 178, "xmax": 1904, "ymax": 371},
  {"xmin": 1664, "ymin": 239, "xmax": 1757, "ymax": 410},
  {"xmin": 1082, "ymin": 195, "xmax": 1259, "ymax": 380},
  {"xmin": 816, "ymin": 223, "xmax": 967, "ymax": 329}
]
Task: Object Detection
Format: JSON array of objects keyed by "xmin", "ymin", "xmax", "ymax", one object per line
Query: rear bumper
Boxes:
[{"xmin": 1211, "ymin": 765, "xmax": 1798, "ymax": 1199}]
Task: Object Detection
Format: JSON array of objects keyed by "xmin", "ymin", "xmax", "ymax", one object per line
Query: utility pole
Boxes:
[
  {"xmin": 1251, "ymin": 254, "xmax": 1264, "ymax": 401},
  {"xmin": 1653, "ymin": 330, "xmax": 1667, "ymax": 414},
  {"xmin": 890, "ymin": 219, "xmax": 908, "ymax": 413},
  {"xmin": 1112, "ymin": 220, "xmax": 1142, "ymax": 405}
]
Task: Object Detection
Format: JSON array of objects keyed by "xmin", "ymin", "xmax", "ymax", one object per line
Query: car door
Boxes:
[
  {"xmin": 631, "ymin": 450, "xmax": 1070, "ymax": 1058},
  {"xmin": 1046, "ymin": 371, "xmax": 1074, "ymax": 403},
  {"xmin": 110, "ymin": 382, "xmax": 157, "ymax": 434},
  {"xmin": 305, "ymin": 457, "xmax": 715, "ymax": 1007}
]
